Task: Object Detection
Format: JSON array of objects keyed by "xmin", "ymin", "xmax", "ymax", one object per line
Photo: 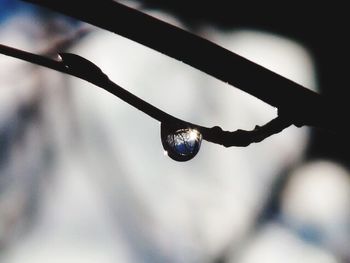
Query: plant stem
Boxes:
[
  {"xmin": 21, "ymin": 0, "xmax": 330, "ymax": 130},
  {"xmin": 0, "ymin": 43, "xmax": 291, "ymax": 147}
]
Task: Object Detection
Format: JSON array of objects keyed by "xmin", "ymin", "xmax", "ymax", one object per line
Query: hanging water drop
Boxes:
[{"xmin": 160, "ymin": 122, "xmax": 202, "ymax": 162}]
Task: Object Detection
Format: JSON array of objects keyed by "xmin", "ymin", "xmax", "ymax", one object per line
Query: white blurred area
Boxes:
[{"xmin": 0, "ymin": 7, "xmax": 349, "ymax": 263}]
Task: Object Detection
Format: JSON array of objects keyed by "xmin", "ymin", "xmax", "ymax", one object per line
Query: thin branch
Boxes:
[
  {"xmin": 0, "ymin": 44, "xmax": 291, "ymax": 146},
  {"xmin": 20, "ymin": 0, "xmax": 340, "ymax": 133}
]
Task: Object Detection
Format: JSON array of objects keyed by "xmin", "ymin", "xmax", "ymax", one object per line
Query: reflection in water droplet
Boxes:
[{"xmin": 160, "ymin": 123, "xmax": 202, "ymax": 162}]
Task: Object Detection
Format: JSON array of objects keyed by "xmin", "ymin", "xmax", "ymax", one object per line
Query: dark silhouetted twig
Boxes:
[
  {"xmin": 20, "ymin": 0, "xmax": 347, "ymax": 135},
  {"xmin": 0, "ymin": 44, "xmax": 291, "ymax": 147},
  {"xmin": 2, "ymin": 0, "xmax": 348, "ymax": 149}
]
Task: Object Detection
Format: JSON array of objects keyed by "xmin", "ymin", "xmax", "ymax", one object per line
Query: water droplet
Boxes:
[{"xmin": 160, "ymin": 123, "xmax": 202, "ymax": 162}]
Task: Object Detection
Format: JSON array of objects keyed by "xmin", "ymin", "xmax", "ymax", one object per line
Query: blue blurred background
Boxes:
[{"xmin": 1, "ymin": 1, "xmax": 349, "ymax": 262}]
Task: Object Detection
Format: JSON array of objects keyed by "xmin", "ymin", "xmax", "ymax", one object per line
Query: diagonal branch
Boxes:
[
  {"xmin": 0, "ymin": 43, "xmax": 291, "ymax": 147},
  {"xmin": 20, "ymin": 0, "xmax": 339, "ymax": 133}
]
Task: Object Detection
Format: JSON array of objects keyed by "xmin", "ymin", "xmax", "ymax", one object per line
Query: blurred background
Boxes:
[{"xmin": 0, "ymin": 1, "xmax": 349, "ymax": 262}]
